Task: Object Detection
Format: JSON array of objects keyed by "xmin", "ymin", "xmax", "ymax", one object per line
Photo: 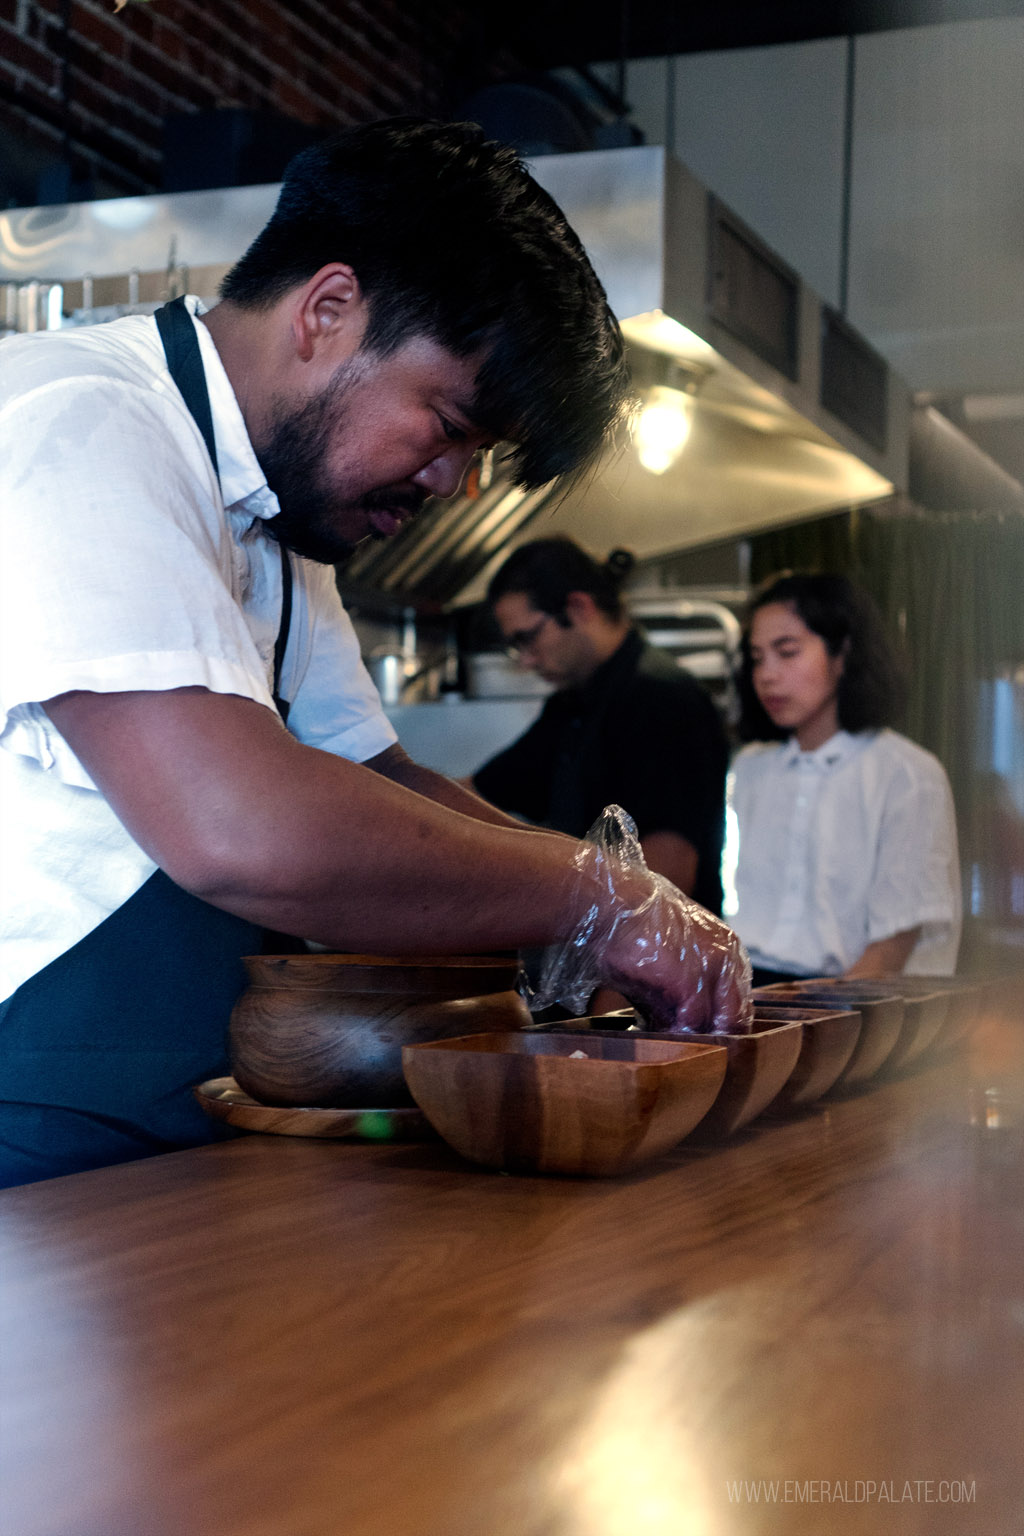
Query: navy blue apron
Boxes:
[{"xmin": 0, "ymin": 296, "xmax": 294, "ymax": 1187}]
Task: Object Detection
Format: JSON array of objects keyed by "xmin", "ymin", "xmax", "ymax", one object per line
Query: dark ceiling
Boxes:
[{"xmin": 484, "ymin": 0, "xmax": 1024, "ymax": 69}]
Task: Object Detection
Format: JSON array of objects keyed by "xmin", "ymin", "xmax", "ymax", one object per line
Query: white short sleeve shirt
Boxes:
[
  {"xmin": 724, "ymin": 729, "xmax": 962, "ymax": 976},
  {"xmin": 0, "ymin": 300, "xmax": 397, "ymax": 1002}
]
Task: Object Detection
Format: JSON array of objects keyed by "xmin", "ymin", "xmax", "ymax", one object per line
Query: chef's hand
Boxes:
[
  {"xmin": 525, "ymin": 803, "xmax": 754, "ymax": 1033},
  {"xmin": 595, "ymin": 869, "xmax": 753, "ymax": 1034}
]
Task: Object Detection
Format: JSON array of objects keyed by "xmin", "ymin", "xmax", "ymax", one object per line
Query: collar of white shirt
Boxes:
[
  {"xmin": 184, "ymin": 296, "xmax": 281, "ymax": 524},
  {"xmin": 780, "ymin": 728, "xmax": 863, "ymax": 773}
]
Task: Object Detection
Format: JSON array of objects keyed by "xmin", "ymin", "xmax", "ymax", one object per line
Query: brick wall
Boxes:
[{"xmin": 0, "ymin": 0, "xmax": 495, "ymax": 202}]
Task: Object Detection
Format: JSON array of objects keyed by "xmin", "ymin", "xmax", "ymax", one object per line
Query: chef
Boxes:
[{"xmin": 0, "ymin": 119, "xmax": 751, "ymax": 1187}]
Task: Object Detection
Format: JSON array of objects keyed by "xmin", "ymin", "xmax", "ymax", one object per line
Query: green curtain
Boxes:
[{"xmin": 750, "ymin": 499, "xmax": 1024, "ymax": 973}]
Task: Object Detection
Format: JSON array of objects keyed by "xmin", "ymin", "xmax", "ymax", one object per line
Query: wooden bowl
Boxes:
[
  {"xmin": 800, "ymin": 978, "xmax": 944, "ymax": 1073},
  {"xmin": 776, "ymin": 978, "xmax": 934, "ymax": 1075},
  {"xmin": 193, "ymin": 1077, "xmax": 436, "ymax": 1141},
  {"xmin": 230, "ymin": 953, "xmax": 529, "ymax": 1109},
  {"xmin": 810, "ymin": 979, "xmax": 935, "ymax": 1075},
  {"xmin": 749, "ymin": 1004, "xmax": 862, "ymax": 1111},
  {"xmin": 521, "ymin": 1012, "xmax": 802, "ymax": 1138},
  {"xmin": 676, "ymin": 1016, "xmax": 804, "ymax": 1137},
  {"xmin": 753, "ymin": 982, "xmax": 905, "ymax": 1086},
  {"xmin": 401, "ymin": 1031, "xmax": 729, "ymax": 1176},
  {"xmin": 869, "ymin": 974, "xmax": 980, "ymax": 1050},
  {"xmin": 871, "ymin": 988, "xmax": 949, "ymax": 1070}
]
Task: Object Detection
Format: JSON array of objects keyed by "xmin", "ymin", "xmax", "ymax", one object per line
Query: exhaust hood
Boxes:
[
  {"xmin": 345, "ymin": 145, "xmax": 907, "ymax": 610},
  {"xmin": 0, "ymin": 144, "xmax": 907, "ymax": 612}
]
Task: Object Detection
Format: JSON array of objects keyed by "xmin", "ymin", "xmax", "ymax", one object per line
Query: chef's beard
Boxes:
[{"xmin": 256, "ymin": 365, "xmax": 426, "ymax": 566}]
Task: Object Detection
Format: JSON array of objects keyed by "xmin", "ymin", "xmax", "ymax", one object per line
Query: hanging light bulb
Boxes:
[{"xmin": 635, "ymin": 384, "xmax": 693, "ymax": 475}]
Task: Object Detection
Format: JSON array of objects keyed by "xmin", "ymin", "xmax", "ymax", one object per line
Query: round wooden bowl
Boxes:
[{"xmin": 230, "ymin": 953, "xmax": 529, "ymax": 1109}]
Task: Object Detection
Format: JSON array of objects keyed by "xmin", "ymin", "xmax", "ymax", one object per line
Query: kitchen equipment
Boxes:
[
  {"xmin": 401, "ymin": 1029, "xmax": 728, "ymax": 1176},
  {"xmin": 366, "ymin": 651, "xmax": 406, "ymax": 706},
  {"xmin": 229, "ymin": 953, "xmax": 527, "ymax": 1109},
  {"xmin": 628, "ymin": 593, "xmax": 741, "ymax": 679},
  {"xmin": 193, "ymin": 1077, "xmax": 435, "ymax": 1140}
]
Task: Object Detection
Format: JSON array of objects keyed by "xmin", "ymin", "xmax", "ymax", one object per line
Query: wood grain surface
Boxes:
[
  {"xmin": 230, "ymin": 952, "xmax": 528, "ymax": 1108},
  {"xmin": 757, "ymin": 983, "xmax": 905, "ymax": 1084},
  {"xmin": 193, "ymin": 1077, "xmax": 437, "ymax": 1140},
  {"xmin": 748, "ymin": 1004, "xmax": 862, "ymax": 1111},
  {"xmin": 680, "ymin": 1016, "xmax": 804, "ymax": 1138},
  {"xmin": 401, "ymin": 1032, "xmax": 729, "ymax": 1174},
  {"xmin": 1, "ymin": 982, "xmax": 1021, "ymax": 1536}
]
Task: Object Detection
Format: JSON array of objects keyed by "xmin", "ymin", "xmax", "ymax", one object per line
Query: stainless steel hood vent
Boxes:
[
  {"xmin": 0, "ymin": 144, "xmax": 909, "ymax": 612},
  {"xmin": 336, "ymin": 475, "xmax": 555, "ymax": 613}
]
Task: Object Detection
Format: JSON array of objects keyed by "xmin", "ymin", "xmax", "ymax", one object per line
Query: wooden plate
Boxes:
[{"xmin": 193, "ymin": 1077, "xmax": 437, "ymax": 1141}]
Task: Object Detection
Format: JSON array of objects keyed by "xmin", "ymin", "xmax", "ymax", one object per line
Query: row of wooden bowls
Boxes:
[
  {"xmin": 401, "ymin": 975, "xmax": 983, "ymax": 1175},
  {"xmin": 206, "ymin": 954, "xmax": 988, "ymax": 1177}
]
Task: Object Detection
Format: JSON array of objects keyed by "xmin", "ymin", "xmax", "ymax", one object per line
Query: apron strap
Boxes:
[
  {"xmin": 155, "ymin": 295, "xmax": 292, "ymax": 724},
  {"xmin": 155, "ymin": 295, "xmax": 219, "ymax": 479},
  {"xmin": 272, "ymin": 544, "xmax": 292, "ymax": 725}
]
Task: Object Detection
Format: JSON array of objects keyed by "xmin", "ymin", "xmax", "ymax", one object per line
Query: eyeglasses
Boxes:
[{"xmin": 503, "ymin": 614, "xmax": 551, "ymax": 657}]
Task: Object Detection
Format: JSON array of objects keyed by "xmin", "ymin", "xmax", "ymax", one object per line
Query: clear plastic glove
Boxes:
[{"xmin": 522, "ymin": 805, "xmax": 753, "ymax": 1034}]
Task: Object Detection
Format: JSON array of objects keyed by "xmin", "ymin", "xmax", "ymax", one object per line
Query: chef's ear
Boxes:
[{"xmin": 290, "ymin": 264, "xmax": 366, "ymax": 362}]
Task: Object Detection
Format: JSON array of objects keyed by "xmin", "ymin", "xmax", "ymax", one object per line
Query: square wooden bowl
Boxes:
[
  {"xmin": 522, "ymin": 1013, "xmax": 803, "ymax": 1138},
  {"xmin": 792, "ymin": 978, "xmax": 949, "ymax": 1073},
  {"xmin": 868, "ymin": 974, "xmax": 982, "ymax": 1051},
  {"xmin": 754, "ymin": 982, "xmax": 904, "ymax": 1086},
  {"xmin": 748, "ymin": 1003, "xmax": 862, "ymax": 1111},
  {"xmin": 675, "ymin": 1015, "xmax": 804, "ymax": 1138},
  {"xmin": 401, "ymin": 1031, "xmax": 728, "ymax": 1176}
]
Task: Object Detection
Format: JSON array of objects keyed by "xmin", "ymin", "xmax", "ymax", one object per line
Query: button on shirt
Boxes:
[
  {"xmin": 725, "ymin": 729, "xmax": 962, "ymax": 976},
  {"xmin": 0, "ymin": 300, "xmax": 396, "ymax": 1003}
]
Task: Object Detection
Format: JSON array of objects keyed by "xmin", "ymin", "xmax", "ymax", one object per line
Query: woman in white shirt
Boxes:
[{"xmin": 726, "ymin": 572, "xmax": 961, "ymax": 984}]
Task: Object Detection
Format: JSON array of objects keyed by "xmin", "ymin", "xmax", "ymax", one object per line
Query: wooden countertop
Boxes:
[{"xmin": 2, "ymin": 984, "xmax": 1022, "ymax": 1536}]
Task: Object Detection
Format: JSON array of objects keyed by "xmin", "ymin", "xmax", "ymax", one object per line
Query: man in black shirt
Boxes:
[{"xmin": 470, "ymin": 538, "xmax": 730, "ymax": 915}]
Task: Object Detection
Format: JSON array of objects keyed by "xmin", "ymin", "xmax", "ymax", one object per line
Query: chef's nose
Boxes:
[{"xmin": 412, "ymin": 444, "xmax": 477, "ymax": 501}]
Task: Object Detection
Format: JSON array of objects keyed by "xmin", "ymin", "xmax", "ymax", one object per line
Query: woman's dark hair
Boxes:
[
  {"xmin": 219, "ymin": 117, "xmax": 632, "ymax": 491},
  {"xmin": 736, "ymin": 571, "xmax": 907, "ymax": 741},
  {"xmin": 487, "ymin": 536, "xmax": 634, "ymax": 622}
]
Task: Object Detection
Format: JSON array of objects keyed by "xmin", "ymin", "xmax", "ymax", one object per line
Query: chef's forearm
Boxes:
[
  {"xmin": 42, "ymin": 686, "xmax": 589, "ymax": 952},
  {"xmin": 364, "ymin": 742, "xmax": 540, "ymax": 833},
  {"xmin": 196, "ymin": 788, "xmax": 584, "ymax": 952},
  {"xmin": 41, "ymin": 686, "xmax": 751, "ymax": 1026}
]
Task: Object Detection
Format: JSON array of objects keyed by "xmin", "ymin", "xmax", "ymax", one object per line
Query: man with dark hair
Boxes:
[
  {"xmin": 470, "ymin": 537, "xmax": 730, "ymax": 917},
  {"xmin": 0, "ymin": 119, "xmax": 749, "ymax": 1187}
]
